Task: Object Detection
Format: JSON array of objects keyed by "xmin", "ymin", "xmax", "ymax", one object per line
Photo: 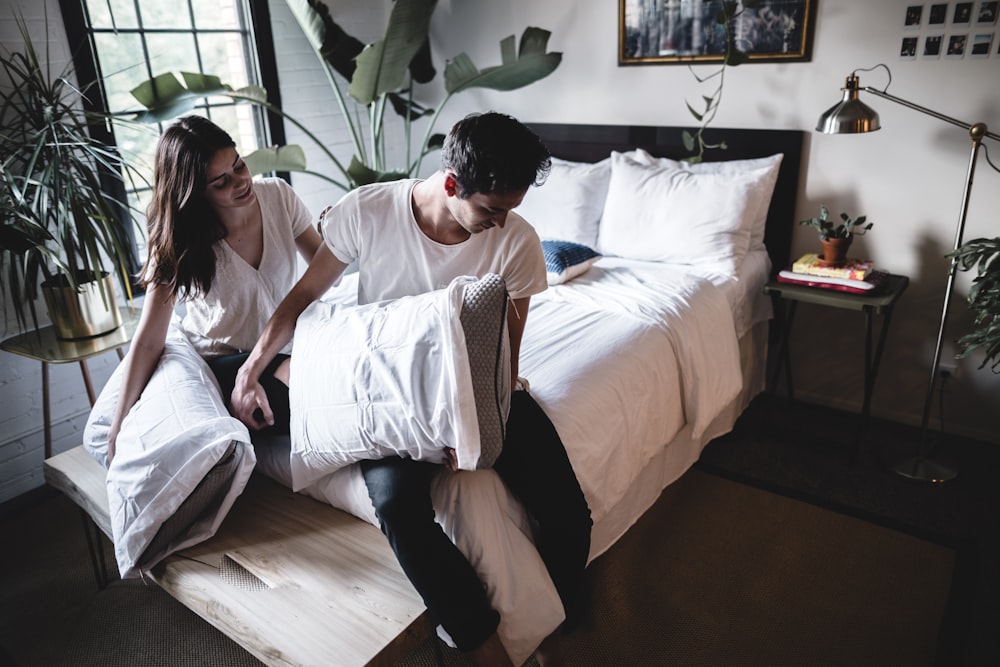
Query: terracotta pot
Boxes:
[{"xmin": 820, "ymin": 237, "xmax": 852, "ymax": 267}]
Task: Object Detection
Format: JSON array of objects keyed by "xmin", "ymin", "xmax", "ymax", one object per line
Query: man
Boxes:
[{"xmin": 231, "ymin": 112, "xmax": 591, "ymax": 667}]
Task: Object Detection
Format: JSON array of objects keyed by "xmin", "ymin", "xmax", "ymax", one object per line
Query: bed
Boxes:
[{"xmin": 69, "ymin": 123, "xmax": 803, "ymax": 666}]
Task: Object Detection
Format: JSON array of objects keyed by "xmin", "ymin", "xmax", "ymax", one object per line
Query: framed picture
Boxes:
[{"xmin": 619, "ymin": 0, "xmax": 816, "ymax": 65}]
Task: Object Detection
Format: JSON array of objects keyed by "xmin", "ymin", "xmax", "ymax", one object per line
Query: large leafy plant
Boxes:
[
  {"xmin": 125, "ymin": 0, "xmax": 562, "ymax": 192},
  {"xmin": 1, "ymin": 13, "xmax": 139, "ymax": 333},
  {"xmin": 950, "ymin": 237, "xmax": 1000, "ymax": 372}
]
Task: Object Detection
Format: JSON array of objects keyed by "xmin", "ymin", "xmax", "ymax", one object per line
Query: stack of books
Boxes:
[{"xmin": 777, "ymin": 253, "xmax": 887, "ymax": 294}]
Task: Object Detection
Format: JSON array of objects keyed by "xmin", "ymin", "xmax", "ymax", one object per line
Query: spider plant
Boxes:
[{"xmin": 1, "ymin": 13, "xmax": 140, "ymax": 333}]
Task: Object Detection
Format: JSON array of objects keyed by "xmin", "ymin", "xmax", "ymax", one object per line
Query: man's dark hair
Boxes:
[{"xmin": 440, "ymin": 112, "xmax": 551, "ymax": 198}]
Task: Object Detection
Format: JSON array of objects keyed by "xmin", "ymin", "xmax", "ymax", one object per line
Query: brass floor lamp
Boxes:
[{"xmin": 815, "ymin": 64, "xmax": 1000, "ymax": 483}]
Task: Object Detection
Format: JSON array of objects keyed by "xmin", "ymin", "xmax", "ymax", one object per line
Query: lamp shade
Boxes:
[{"xmin": 816, "ymin": 75, "xmax": 881, "ymax": 134}]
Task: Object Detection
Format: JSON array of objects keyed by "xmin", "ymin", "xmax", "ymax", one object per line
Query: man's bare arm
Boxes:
[{"xmin": 231, "ymin": 243, "xmax": 349, "ymax": 429}]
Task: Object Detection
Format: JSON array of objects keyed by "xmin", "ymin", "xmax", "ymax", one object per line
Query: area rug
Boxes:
[
  {"xmin": 399, "ymin": 467, "xmax": 954, "ymax": 666},
  {"xmin": 561, "ymin": 468, "xmax": 953, "ymax": 667}
]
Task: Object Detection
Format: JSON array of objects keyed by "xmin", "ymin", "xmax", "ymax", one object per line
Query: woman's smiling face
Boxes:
[{"xmin": 203, "ymin": 147, "xmax": 256, "ymax": 212}]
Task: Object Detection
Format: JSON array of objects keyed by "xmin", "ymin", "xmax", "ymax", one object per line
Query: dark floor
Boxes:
[
  {"xmin": 697, "ymin": 396, "xmax": 1000, "ymax": 667},
  {"xmin": 2, "ymin": 395, "xmax": 998, "ymax": 666}
]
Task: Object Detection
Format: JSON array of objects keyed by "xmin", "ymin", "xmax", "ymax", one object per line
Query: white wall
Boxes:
[{"xmin": 2, "ymin": 0, "xmax": 997, "ymax": 502}]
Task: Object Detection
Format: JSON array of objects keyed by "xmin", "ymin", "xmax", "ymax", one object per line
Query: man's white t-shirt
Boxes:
[
  {"xmin": 181, "ymin": 177, "xmax": 313, "ymax": 357},
  {"xmin": 321, "ymin": 179, "xmax": 547, "ymax": 305}
]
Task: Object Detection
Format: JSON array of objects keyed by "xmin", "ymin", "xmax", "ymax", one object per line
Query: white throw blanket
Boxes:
[{"xmin": 83, "ymin": 327, "xmax": 256, "ymax": 579}]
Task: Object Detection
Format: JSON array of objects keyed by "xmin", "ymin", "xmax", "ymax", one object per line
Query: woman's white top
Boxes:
[{"xmin": 181, "ymin": 178, "xmax": 312, "ymax": 357}]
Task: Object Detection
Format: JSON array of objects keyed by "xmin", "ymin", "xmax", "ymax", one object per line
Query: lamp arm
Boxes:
[{"xmin": 861, "ymin": 86, "xmax": 1000, "ymax": 143}]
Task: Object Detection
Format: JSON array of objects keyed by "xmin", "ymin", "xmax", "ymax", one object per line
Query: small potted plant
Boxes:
[{"xmin": 799, "ymin": 203, "xmax": 873, "ymax": 266}]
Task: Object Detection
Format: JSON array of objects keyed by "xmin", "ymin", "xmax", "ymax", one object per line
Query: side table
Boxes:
[
  {"xmin": 763, "ymin": 275, "xmax": 909, "ymax": 462},
  {"xmin": 1, "ymin": 307, "xmax": 141, "ymax": 459}
]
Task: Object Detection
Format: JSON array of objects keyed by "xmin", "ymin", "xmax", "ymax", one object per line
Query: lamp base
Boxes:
[{"xmin": 891, "ymin": 456, "xmax": 957, "ymax": 483}]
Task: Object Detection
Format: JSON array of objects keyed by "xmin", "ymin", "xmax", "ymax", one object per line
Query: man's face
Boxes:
[{"xmin": 444, "ymin": 172, "xmax": 527, "ymax": 235}]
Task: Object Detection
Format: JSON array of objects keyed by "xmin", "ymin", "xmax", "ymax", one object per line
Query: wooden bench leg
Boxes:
[{"xmin": 80, "ymin": 509, "xmax": 109, "ymax": 589}]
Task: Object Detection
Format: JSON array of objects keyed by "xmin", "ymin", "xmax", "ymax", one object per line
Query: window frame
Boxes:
[{"xmin": 57, "ymin": 0, "xmax": 287, "ymax": 288}]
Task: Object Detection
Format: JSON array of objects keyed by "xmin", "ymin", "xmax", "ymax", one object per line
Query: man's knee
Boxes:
[{"xmin": 361, "ymin": 459, "xmax": 434, "ymax": 525}]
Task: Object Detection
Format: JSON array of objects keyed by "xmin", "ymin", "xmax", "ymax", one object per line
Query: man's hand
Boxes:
[
  {"xmin": 231, "ymin": 370, "xmax": 274, "ymax": 431},
  {"xmin": 444, "ymin": 447, "xmax": 458, "ymax": 472}
]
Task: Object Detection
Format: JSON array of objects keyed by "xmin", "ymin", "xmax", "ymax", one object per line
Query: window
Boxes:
[{"xmin": 58, "ymin": 0, "xmax": 284, "ymax": 269}]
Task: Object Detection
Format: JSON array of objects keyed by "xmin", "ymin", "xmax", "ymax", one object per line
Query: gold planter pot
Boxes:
[{"xmin": 42, "ymin": 272, "xmax": 123, "ymax": 340}]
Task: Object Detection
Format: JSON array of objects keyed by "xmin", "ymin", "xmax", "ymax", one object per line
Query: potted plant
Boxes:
[
  {"xmin": 122, "ymin": 0, "xmax": 562, "ymax": 192},
  {"xmin": 950, "ymin": 237, "xmax": 1000, "ymax": 373},
  {"xmin": 799, "ymin": 203, "xmax": 872, "ymax": 266},
  {"xmin": 1, "ymin": 14, "xmax": 139, "ymax": 338}
]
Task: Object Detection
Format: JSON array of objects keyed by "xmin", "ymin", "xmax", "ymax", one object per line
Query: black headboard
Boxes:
[{"xmin": 527, "ymin": 123, "xmax": 804, "ymax": 277}]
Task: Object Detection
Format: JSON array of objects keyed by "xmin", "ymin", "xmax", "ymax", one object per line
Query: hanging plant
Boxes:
[{"xmin": 682, "ymin": 1, "xmax": 757, "ymax": 162}]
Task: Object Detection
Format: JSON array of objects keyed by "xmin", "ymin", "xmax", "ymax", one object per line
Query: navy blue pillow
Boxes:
[{"xmin": 542, "ymin": 240, "xmax": 602, "ymax": 285}]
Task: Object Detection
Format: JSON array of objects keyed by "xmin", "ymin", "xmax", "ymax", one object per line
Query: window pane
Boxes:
[
  {"xmin": 93, "ymin": 33, "xmax": 149, "ymax": 112},
  {"xmin": 145, "ymin": 33, "xmax": 200, "ymax": 75},
  {"xmin": 197, "ymin": 33, "xmax": 251, "ymax": 87},
  {"xmin": 192, "ymin": 0, "xmax": 242, "ymax": 29},
  {"xmin": 112, "ymin": 122, "xmax": 159, "ymax": 186},
  {"xmin": 203, "ymin": 105, "xmax": 259, "ymax": 154},
  {"xmin": 136, "ymin": 2, "xmax": 192, "ymax": 30},
  {"xmin": 85, "ymin": 0, "xmax": 138, "ymax": 29}
]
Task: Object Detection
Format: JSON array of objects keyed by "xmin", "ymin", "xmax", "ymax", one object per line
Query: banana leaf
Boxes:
[
  {"xmin": 281, "ymin": 0, "xmax": 364, "ymax": 81},
  {"xmin": 444, "ymin": 27, "xmax": 561, "ymax": 94},
  {"xmin": 242, "ymin": 145, "xmax": 308, "ymax": 174},
  {"xmin": 127, "ymin": 72, "xmax": 267, "ymax": 123},
  {"xmin": 348, "ymin": 0, "xmax": 436, "ymax": 105}
]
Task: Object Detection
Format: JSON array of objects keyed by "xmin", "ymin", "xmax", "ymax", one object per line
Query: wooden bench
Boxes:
[{"xmin": 44, "ymin": 445, "xmax": 435, "ymax": 667}]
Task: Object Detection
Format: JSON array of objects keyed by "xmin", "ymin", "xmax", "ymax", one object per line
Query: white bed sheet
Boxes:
[{"xmin": 255, "ymin": 260, "xmax": 748, "ymax": 663}]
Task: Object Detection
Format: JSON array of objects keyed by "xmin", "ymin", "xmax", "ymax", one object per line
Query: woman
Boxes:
[{"xmin": 107, "ymin": 115, "xmax": 322, "ymax": 461}]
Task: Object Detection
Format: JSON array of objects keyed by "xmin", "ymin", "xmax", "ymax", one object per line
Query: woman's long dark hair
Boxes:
[{"xmin": 139, "ymin": 115, "xmax": 236, "ymax": 299}]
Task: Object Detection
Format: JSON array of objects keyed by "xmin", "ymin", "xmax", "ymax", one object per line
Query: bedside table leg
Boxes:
[
  {"xmin": 768, "ymin": 301, "xmax": 798, "ymax": 401},
  {"xmin": 42, "ymin": 362, "xmax": 51, "ymax": 460},
  {"xmin": 856, "ymin": 306, "xmax": 896, "ymax": 466}
]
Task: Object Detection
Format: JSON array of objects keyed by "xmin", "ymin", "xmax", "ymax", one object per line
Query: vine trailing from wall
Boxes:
[{"xmin": 682, "ymin": 0, "xmax": 758, "ymax": 162}]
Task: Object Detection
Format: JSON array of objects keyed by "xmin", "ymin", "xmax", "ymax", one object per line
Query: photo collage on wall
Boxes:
[{"xmin": 901, "ymin": 1, "xmax": 998, "ymax": 60}]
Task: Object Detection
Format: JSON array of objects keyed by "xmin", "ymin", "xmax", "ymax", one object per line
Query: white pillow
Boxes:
[
  {"xmin": 513, "ymin": 156, "xmax": 611, "ymax": 247},
  {"xmin": 597, "ymin": 151, "xmax": 757, "ymax": 272},
  {"xmin": 624, "ymin": 148, "xmax": 783, "ymax": 251}
]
